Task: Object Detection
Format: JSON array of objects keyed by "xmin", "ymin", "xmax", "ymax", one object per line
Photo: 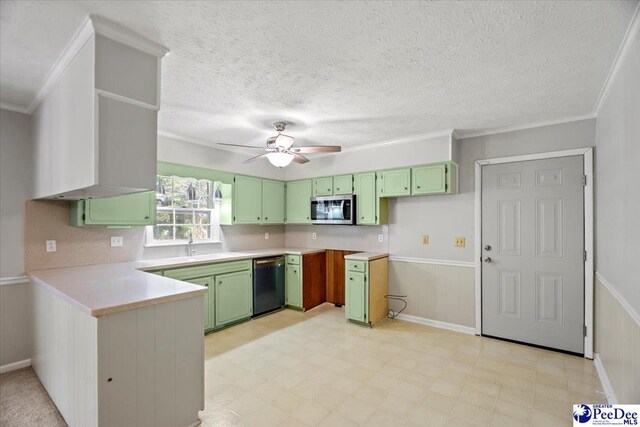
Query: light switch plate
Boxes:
[
  {"xmin": 378, "ymin": 234, "xmax": 384, "ymax": 243},
  {"xmin": 422, "ymin": 235, "xmax": 429, "ymax": 245},
  {"xmin": 455, "ymin": 237, "xmax": 466, "ymax": 247},
  {"xmin": 312, "ymin": 232, "xmax": 317, "ymax": 240},
  {"xmin": 46, "ymin": 240, "xmax": 56, "ymax": 252},
  {"xmin": 264, "ymin": 232, "xmax": 269, "ymax": 240},
  {"xmin": 111, "ymin": 236, "xmax": 123, "ymax": 247}
]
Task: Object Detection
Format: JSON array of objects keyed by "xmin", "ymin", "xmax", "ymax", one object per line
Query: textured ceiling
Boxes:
[{"xmin": 1, "ymin": 1, "xmax": 637, "ymax": 148}]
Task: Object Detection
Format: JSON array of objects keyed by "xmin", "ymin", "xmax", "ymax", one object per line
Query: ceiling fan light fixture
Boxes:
[
  {"xmin": 274, "ymin": 134, "xmax": 294, "ymax": 149},
  {"xmin": 266, "ymin": 151, "xmax": 294, "ymax": 168}
]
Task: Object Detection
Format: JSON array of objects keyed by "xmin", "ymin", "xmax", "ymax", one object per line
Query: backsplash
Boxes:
[
  {"xmin": 24, "ymin": 200, "xmax": 284, "ymax": 271},
  {"xmin": 284, "ymin": 224, "xmax": 388, "ymax": 252}
]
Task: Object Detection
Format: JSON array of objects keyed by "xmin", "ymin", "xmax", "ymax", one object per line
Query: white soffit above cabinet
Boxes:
[{"xmin": 1, "ymin": 1, "xmax": 638, "ymax": 147}]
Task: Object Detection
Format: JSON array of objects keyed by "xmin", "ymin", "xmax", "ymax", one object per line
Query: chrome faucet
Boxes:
[{"xmin": 187, "ymin": 232, "xmax": 196, "ymax": 257}]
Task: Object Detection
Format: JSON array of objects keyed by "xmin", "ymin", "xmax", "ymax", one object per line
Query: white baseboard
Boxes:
[
  {"xmin": 395, "ymin": 313, "xmax": 476, "ymax": 335},
  {"xmin": 0, "ymin": 358, "xmax": 31, "ymax": 374},
  {"xmin": 594, "ymin": 353, "xmax": 617, "ymax": 404}
]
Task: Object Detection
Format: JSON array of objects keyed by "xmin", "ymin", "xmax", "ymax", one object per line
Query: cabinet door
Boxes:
[
  {"xmin": 333, "ymin": 175, "xmax": 353, "ymax": 195},
  {"xmin": 346, "ymin": 271, "xmax": 367, "ymax": 322},
  {"xmin": 188, "ymin": 277, "xmax": 214, "ymax": 331},
  {"xmin": 354, "ymin": 172, "xmax": 377, "ymax": 225},
  {"xmin": 83, "ymin": 191, "xmax": 156, "ymax": 225},
  {"xmin": 412, "ymin": 164, "xmax": 447, "ymax": 195},
  {"xmin": 234, "ymin": 175, "xmax": 263, "ymax": 224},
  {"xmin": 285, "ymin": 264, "xmax": 302, "ymax": 308},
  {"xmin": 262, "ymin": 179, "xmax": 285, "ymax": 223},
  {"xmin": 313, "ymin": 177, "xmax": 333, "ymax": 196},
  {"xmin": 378, "ymin": 168, "xmax": 411, "ymax": 197},
  {"xmin": 215, "ymin": 270, "xmax": 252, "ymax": 327},
  {"xmin": 285, "ymin": 180, "xmax": 312, "ymax": 224}
]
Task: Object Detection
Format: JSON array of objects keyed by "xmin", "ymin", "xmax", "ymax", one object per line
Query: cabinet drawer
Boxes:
[
  {"xmin": 346, "ymin": 260, "xmax": 367, "ymax": 272},
  {"xmin": 164, "ymin": 259, "xmax": 252, "ymax": 280},
  {"xmin": 286, "ymin": 255, "xmax": 301, "ymax": 265}
]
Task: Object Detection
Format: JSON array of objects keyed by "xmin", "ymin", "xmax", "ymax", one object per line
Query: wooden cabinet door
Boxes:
[
  {"xmin": 354, "ymin": 172, "xmax": 377, "ymax": 225},
  {"xmin": 83, "ymin": 191, "xmax": 156, "ymax": 225},
  {"xmin": 262, "ymin": 179, "xmax": 285, "ymax": 223},
  {"xmin": 233, "ymin": 175, "xmax": 263, "ymax": 224},
  {"xmin": 346, "ymin": 270, "xmax": 367, "ymax": 323},
  {"xmin": 285, "ymin": 263, "xmax": 302, "ymax": 308},
  {"xmin": 285, "ymin": 180, "xmax": 312, "ymax": 224},
  {"xmin": 313, "ymin": 177, "xmax": 333, "ymax": 196},
  {"xmin": 187, "ymin": 277, "xmax": 214, "ymax": 331},
  {"xmin": 412, "ymin": 164, "xmax": 447, "ymax": 195},
  {"xmin": 333, "ymin": 175, "xmax": 353, "ymax": 195},
  {"xmin": 379, "ymin": 168, "xmax": 411, "ymax": 197},
  {"xmin": 214, "ymin": 270, "xmax": 252, "ymax": 327},
  {"xmin": 326, "ymin": 250, "xmax": 357, "ymax": 305}
]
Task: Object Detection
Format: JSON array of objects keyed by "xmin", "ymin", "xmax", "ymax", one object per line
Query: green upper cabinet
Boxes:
[
  {"xmin": 378, "ymin": 168, "xmax": 411, "ymax": 197},
  {"xmin": 214, "ymin": 269, "xmax": 253, "ymax": 327},
  {"xmin": 262, "ymin": 179, "xmax": 285, "ymax": 224},
  {"xmin": 333, "ymin": 174, "xmax": 353, "ymax": 195},
  {"xmin": 412, "ymin": 162, "xmax": 456, "ymax": 195},
  {"xmin": 70, "ymin": 191, "xmax": 156, "ymax": 226},
  {"xmin": 353, "ymin": 172, "xmax": 388, "ymax": 225},
  {"xmin": 285, "ymin": 261, "xmax": 302, "ymax": 309},
  {"xmin": 312, "ymin": 177, "xmax": 333, "ymax": 196},
  {"xmin": 286, "ymin": 180, "xmax": 312, "ymax": 224},
  {"xmin": 233, "ymin": 175, "xmax": 262, "ymax": 224}
]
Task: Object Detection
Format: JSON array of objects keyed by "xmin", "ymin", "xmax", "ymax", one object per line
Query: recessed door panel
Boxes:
[{"xmin": 482, "ymin": 156, "xmax": 584, "ymax": 354}]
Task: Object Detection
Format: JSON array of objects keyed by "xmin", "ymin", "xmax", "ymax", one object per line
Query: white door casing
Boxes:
[{"xmin": 474, "ymin": 148, "xmax": 594, "ymax": 358}]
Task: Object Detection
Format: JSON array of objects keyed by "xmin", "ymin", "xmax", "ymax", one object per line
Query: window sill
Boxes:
[{"xmin": 144, "ymin": 240, "xmax": 222, "ymax": 248}]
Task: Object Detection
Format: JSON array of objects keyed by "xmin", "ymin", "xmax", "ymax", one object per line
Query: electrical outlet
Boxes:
[
  {"xmin": 264, "ymin": 232, "xmax": 270, "ymax": 240},
  {"xmin": 422, "ymin": 235, "xmax": 429, "ymax": 245},
  {"xmin": 46, "ymin": 240, "xmax": 56, "ymax": 252},
  {"xmin": 312, "ymin": 232, "xmax": 317, "ymax": 240},
  {"xmin": 110, "ymin": 236, "xmax": 123, "ymax": 247},
  {"xmin": 378, "ymin": 234, "xmax": 384, "ymax": 243},
  {"xmin": 455, "ymin": 237, "xmax": 466, "ymax": 247}
]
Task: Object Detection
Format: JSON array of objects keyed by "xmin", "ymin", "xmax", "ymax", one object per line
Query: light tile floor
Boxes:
[{"xmin": 200, "ymin": 304, "xmax": 606, "ymax": 427}]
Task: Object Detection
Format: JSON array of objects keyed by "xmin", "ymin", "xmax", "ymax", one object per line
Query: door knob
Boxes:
[
  {"xmin": 484, "ymin": 245, "xmax": 492, "ymax": 251},
  {"xmin": 484, "ymin": 257, "xmax": 492, "ymax": 263}
]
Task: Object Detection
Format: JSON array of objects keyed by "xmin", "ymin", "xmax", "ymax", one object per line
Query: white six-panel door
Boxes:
[{"xmin": 481, "ymin": 156, "xmax": 585, "ymax": 354}]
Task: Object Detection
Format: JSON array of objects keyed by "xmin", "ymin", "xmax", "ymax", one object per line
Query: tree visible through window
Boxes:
[{"xmin": 147, "ymin": 175, "xmax": 221, "ymax": 245}]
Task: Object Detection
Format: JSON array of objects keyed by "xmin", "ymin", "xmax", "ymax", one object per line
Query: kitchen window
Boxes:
[{"xmin": 146, "ymin": 175, "xmax": 221, "ymax": 246}]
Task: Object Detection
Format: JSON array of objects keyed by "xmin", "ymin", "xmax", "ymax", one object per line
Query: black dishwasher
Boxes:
[{"xmin": 253, "ymin": 256, "xmax": 285, "ymax": 317}]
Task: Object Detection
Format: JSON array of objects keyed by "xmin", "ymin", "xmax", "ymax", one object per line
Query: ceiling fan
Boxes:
[{"xmin": 218, "ymin": 122, "xmax": 342, "ymax": 168}]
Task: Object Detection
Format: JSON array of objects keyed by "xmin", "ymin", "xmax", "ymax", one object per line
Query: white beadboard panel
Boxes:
[
  {"xmin": 595, "ymin": 274, "xmax": 640, "ymax": 404},
  {"xmin": 389, "ymin": 259, "xmax": 475, "ymax": 328}
]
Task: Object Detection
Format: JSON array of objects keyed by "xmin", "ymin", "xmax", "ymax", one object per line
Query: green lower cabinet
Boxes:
[
  {"xmin": 69, "ymin": 191, "xmax": 156, "ymax": 226},
  {"xmin": 188, "ymin": 277, "xmax": 215, "ymax": 330},
  {"xmin": 233, "ymin": 175, "xmax": 263, "ymax": 224},
  {"xmin": 286, "ymin": 180, "xmax": 312, "ymax": 224},
  {"xmin": 313, "ymin": 177, "xmax": 333, "ymax": 196},
  {"xmin": 345, "ymin": 270, "xmax": 367, "ymax": 323},
  {"xmin": 378, "ymin": 168, "xmax": 411, "ymax": 197},
  {"xmin": 215, "ymin": 270, "xmax": 253, "ymax": 327},
  {"xmin": 333, "ymin": 174, "xmax": 353, "ymax": 195},
  {"xmin": 285, "ymin": 261, "xmax": 303, "ymax": 309}
]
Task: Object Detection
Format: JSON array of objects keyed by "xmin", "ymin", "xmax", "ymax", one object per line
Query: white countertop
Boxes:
[
  {"xmin": 344, "ymin": 252, "xmax": 389, "ymax": 261},
  {"xmin": 28, "ymin": 247, "xmax": 327, "ymax": 317}
]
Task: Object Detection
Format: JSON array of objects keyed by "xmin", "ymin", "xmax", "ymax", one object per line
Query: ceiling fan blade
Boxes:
[
  {"xmin": 242, "ymin": 153, "xmax": 270, "ymax": 164},
  {"xmin": 292, "ymin": 145, "xmax": 342, "ymax": 153},
  {"xmin": 218, "ymin": 143, "xmax": 266, "ymax": 150},
  {"xmin": 291, "ymin": 152, "xmax": 310, "ymax": 164}
]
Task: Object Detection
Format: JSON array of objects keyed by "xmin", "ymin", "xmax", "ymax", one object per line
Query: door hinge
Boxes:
[
  {"xmin": 584, "ymin": 250, "xmax": 587, "ymax": 262},
  {"xmin": 82, "ymin": 213, "xmax": 85, "ymax": 221},
  {"xmin": 233, "ymin": 177, "xmax": 236, "ymax": 183},
  {"xmin": 233, "ymin": 216, "xmax": 236, "ymax": 221},
  {"xmin": 364, "ymin": 313, "xmax": 367, "ymax": 320},
  {"xmin": 584, "ymin": 325, "xmax": 587, "ymax": 337},
  {"xmin": 582, "ymin": 175, "xmax": 587, "ymax": 186},
  {"xmin": 445, "ymin": 183, "xmax": 448, "ymax": 190},
  {"xmin": 445, "ymin": 166, "xmax": 448, "ymax": 173}
]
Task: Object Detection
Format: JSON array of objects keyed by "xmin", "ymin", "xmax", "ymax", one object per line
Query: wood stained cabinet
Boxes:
[{"xmin": 325, "ymin": 250, "xmax": 357, "ymax": 306}]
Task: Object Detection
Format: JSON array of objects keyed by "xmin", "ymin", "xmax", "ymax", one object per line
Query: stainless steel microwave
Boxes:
[{"xmin": 310, "ymin": 195, "xmax": 356, "ymax": 225}]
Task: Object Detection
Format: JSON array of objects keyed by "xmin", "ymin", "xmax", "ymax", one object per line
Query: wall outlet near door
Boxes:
[
  {"xmin": 46, "ymin": 240, "xmax": 57, "ymax": 252},
  {"xmin": 110, "ymin": 236, "xmax": 124, "ymax": 247},
  {"xmin": 422, "ymin": 235, "xmax": 429, "ymax": 245},
  {"xmin": 455, "ymin": 237, "xmax": 466, "ymax": 247}
]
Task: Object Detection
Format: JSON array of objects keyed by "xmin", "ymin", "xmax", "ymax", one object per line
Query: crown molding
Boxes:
[
  {"xmin": 157, "ymin": 129, "xmax": 245, "ymax": 155},
  {"xmin": 23, "ymin": 15, "xmax": 169, "ymax": 115},
  {"xmin": 0, "ymin": 103, "xmax": 30, "ymax": 114},
  {"xmin": 338, "ymin": 129, "xmax": 454, "ymax": 154},
  {"xmin": 593, "ymin": 3, "xmax": 640, "ymax": 116},
  {"xmin": 456, "ymin": 114, "xmax": 595, "ymax": 140}
]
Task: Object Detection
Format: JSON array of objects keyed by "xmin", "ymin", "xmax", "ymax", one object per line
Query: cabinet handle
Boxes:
[
  {"xmin": 416, "ymin": 186, "xmax": 421, "ymax": 189},
  {"xmin": 337, "ymin": 187, "xmax": 340, "ymax": 190},
  {"xmin": 265, "ymin": 217, "xmax": 268, "ymax": 220},
  {"xmin": 144, "ymin": 216, "xmax": 150, "ymax": 219},
  {"xmin": 258, "ymin": 217, "xmax": 260, "ymax": 220},
  {"xmin": 361, "ymin": 216, "xmax": 364, "ymax": 219},
  {"xmin": 404, "ymin": 187, "xmax": 408, "ymax": 190},
  {"xmin": 349, "ymin": 277, "xmax": 353, "ymax": 281}
]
